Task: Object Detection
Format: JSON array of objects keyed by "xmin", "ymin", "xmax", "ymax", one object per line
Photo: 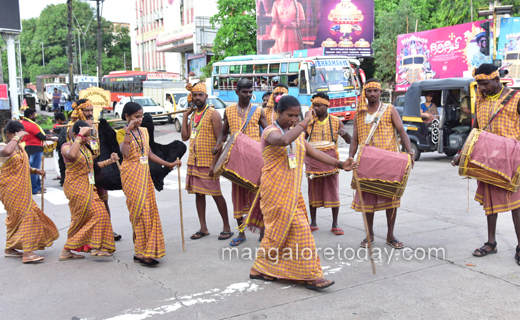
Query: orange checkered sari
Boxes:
[
  {"xmin": 121, "ymin": 128, "xmax": 165, "ymax": 259},
  {"xmin": 62, "ymin": 143, "xmax": 115, "ymax": 252},
  {"xmin": 253, "ymin": 126, "xmax": 323, "ymax": 281},
  {"xmin": 0, "ymin": 148, "xmax": 59, "ymax": 251}
]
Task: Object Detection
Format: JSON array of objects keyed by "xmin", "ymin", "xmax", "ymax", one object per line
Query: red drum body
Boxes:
[{"xmin": 305, "ymin": 141, "xmax": 339, "ymax": 179}]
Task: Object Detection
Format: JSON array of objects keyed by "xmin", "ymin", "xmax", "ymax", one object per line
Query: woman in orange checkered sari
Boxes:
[
  {"xmin": 60, "ymin": 121, "xmax": 119, "ymax": 260},
  {"xmin": 119, "ymin": 102, "xmax": 181, "ymax": 267},
  {"xmin": 0, "ymin": 121, "xmax": 59, "ymax": 264},
  {"xmin": 250, "ymin": 95, "xmax": 356, "ymax": 290}
]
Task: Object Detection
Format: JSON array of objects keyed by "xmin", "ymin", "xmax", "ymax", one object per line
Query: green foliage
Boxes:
[
  {"xmin": 1, "ymin": 0, "xmax": 130, "ymax": 84},
  {"xmin": 202, "ymin": 0, "xmax": 257, "ymax": 78}
]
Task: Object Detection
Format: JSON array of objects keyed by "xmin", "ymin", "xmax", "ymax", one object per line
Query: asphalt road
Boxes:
[{"xmin": 1, "ymin": 120, "xmax": 519, "ymax": 319}]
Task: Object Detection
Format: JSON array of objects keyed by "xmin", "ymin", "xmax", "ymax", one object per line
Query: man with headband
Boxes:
[
  {"xmin": 453, "ymin": 63, "xmax": 520, "ymax": 266},
  {"xmin": 67, "ymin": 99, "xmax": 122, "ymax": 241},
  {"xmin": 181, "ymin": 82, "xmax": 233, "ymax": 241},
  {"xmin": 305, "ymin": 92, "xmax": 351, "ymax": 235},
  {"xmin": 265, "ymin": 84, "xmax": 288, "ymax": 125},
  {"xmin": 349, "ymin": 78, "xmax": 414, "ymax": 249}
]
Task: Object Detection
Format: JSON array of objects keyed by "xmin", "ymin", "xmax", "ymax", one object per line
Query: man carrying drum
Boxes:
[
  {"xmin": 453, "ymin": 63, "xmax": 520, "ymax": 266},
  {"xmin": 349, "ymin": 78, "xmax": 414, "ymax": 249},
  {"xmin": 213, "ymin": 78, "xmax": 269, "ymax": 246},
  {"xmin": 181, "ymin": 82, "xmax": 233, "ymax": 241},
  {"xmin": 305, "ymin": 92, "xmax": 351, "ymax": 235}
]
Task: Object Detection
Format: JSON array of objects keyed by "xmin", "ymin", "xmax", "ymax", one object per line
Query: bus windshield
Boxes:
[
  {"xmin": 77, "ymin": 82, "xmax": 97, "ymax": 91},
  {"xmin": 310, "ymin": 65, "xmax": 353, "ymax": 93}
]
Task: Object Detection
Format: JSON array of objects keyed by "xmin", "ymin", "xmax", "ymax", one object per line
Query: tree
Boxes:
[{"xmin": 202, "ymin": 0, "xmax": 256, "ymax": 78}]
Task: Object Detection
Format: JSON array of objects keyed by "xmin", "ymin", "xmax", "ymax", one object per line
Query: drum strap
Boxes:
[
  {"xmin": 364, "ymin": 103, "xmax": 390, "ymax": 145},
  {"xmin": 241, "ymin": 104, "xmax": 258, "ymax": 133},
  {"xmin": 483, "ymin": 90, "xmax": 518, "ymax": 131},
  {"xmin": 308, "ymin": 116, "xmax": 336, "ymax": 144}
]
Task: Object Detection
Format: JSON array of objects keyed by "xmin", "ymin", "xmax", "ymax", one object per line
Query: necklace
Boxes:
[
  {"xmin": 487, "ymin": 86, "xmax": 504, "ymax": 101},
  {"xmin": 364, "ymin": 102, "xmax": 382, "ymax": 124},
  {"xmin": 237, "ymin": 104, "xmax": 250, "ymax": 116}
]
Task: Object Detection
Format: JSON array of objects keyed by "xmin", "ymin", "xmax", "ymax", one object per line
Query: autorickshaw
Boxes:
[{"xmin": 401, "ymin": 78, "xmax": 477, "ymax": 161}]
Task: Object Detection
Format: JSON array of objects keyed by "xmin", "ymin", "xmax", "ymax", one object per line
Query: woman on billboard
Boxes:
[{"xmin": 269, "ymin": 0, "xmax": 306, "ymax": 54}]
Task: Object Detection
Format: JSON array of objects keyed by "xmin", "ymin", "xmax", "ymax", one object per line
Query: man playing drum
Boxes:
[
  {"xmin": 349, "ymin": 79, "xmax": 414, "ymax": 249},
  {"xmin": 305, "ymin": 92, "xmax": 351, "ymax": 235},
  {"xmin": 213, "ymin": 79, "xmax": 269, "ymax": 246},
  {"xmin": 453, "ymin": 64, "xmax": 520, "ymax": 266},
  {"xmin": 181, "ymin": 82, "xmax": 233, "ymax": 241}
]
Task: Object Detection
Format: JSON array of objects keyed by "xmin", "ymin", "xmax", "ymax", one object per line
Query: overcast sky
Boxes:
[{"xmin": 20, "ymin": 0, "xmax": 134, "ymax": 24}]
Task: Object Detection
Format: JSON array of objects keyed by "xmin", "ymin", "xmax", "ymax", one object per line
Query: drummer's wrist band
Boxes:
[
  {"xmin": 298, "ymin": 122, "xmax": 307, "ymax": 130},
  {"xmin": 337, "ymin": 160, "xmax": 343, "ymax": 169}
]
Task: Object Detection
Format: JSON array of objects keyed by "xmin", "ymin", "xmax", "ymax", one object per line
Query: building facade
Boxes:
[{"xmin": 131, "ymin": 0, "xmax": 218, "ymax": 79}]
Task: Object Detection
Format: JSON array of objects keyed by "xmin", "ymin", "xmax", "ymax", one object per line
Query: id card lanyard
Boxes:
[
  {"xmin": 191, "ymin": 105, "xmax": 209, "ymax": 140},
  {"xmin": 90, "ymin": 126, "xmax": 99, "ymax": 150},
  {"xmin": 79, "ymin": 147, "xmax": 95, "ymax": 184},
  {"xmin": 275, "ymin": 120, "xmax": 297, "ymax": 169},
  {"xmin": 129, "ymin": 128, "xmax": 148, "ymax": 165}
]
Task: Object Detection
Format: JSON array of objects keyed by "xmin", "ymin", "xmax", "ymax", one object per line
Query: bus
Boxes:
[
  {"xmin": 101, "ymin": 71, "xmax": 181, "ymax": 111},
  {"xmin": 211, "ymin": 55, "xmax": 363, "ymax": 121}
]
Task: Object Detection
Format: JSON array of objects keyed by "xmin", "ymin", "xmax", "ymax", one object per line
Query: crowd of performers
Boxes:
[{"xmin": 2, "ymin": 63, "xmax": 520, "ymax": 290}]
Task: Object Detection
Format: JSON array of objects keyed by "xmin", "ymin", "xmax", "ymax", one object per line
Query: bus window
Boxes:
[
  {"xmin": 128, "ymin": 83, "xmax": 134, "ymax": 93},
  {"xmin": 213, "ymin": 77, "xmax": 219, "ymax": 90},
  {"xmin": 122, "ymin": 84, "xmax": 126, "ymax": 93},
  {"xmin": 506, "ymin": 53, "xmax": 518, "ymax": 60},
  {"xmin": 279, "ymin": 75, "xmax": 288, "ymax": 86},
  {"xmin": 281, "ymin": 63, "xmax": 288, "ymax": 73},
  {"xmin": 230, "ymin": 65, "xmax": 241, "ymax": 74},
  {"xmin": 403, "ymin": 57, "xmax": 413, "ymax": 65},
  {"xmin": 268, "ymin": 76, "xmax": 279, "ymax": 89},
  {"xmin": 213, "ymin": 66, "xmax": 220, "ymax": 74},
  {"xmin": 219, "ymin": 78, "xmax": 228, "ymax": 90},
  {"xmin": 242, "ymin": 65, "xmax": 254, "ymax": 74},
  {"xmin": 230, "ymin": 77, "xmax": 240, "ymax": 90},
  {"xmin": 288, "ymin": 74, "xmax": 299, "ymax": 87},
  {"xmin": 221, "ymin": 66, "xmax": 229, "ymax": 74},
  {"xmin": 288, "ymin": 62, "xmax": 300, "ymax": 73},
  {"xmin": 255, "ymin": 64, "xmax": 268, "ymax": 74},
  {"xmin": 255, "ymin": 76, "xmax": 268, "ymax": 90},
  {"xmin": 299, "ymin": 70, "xmax": 307, "ymax": 94},
  {"xmin": 139, "ymin": 83, "xmax": 143, "ymax": 93},
  {"xmin": 269, "ymin": 63, "xmax": 280, "ymax": 73}
]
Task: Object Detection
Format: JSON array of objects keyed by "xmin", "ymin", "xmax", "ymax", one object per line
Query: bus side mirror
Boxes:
[{"xmin": 310, "ymin": 66, "xmax": 316, "ymax": 77}]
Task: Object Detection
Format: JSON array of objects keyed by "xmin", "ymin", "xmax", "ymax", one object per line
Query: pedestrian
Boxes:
[
  {"xmin": 249, "ymin": 95, "xmax": 356, "ymax": 290},
  {"xmin": 52, "ymin": 112, "xmax": 67, "ymax": 180},
  {"xmin": 262, "ymin": 92, "xmax": 271, "ymax": 109},
  {"xmin": 213, "ymin": 78, "xmax": 269, "ymax": 245},
  {"xmin": 0, "ymin": 121, "xmax": 59, "ymax": 263},
  {"xmin": 181, "ymin": 82, "xmax": 232, "ymax": 241},
  {"xmin": 453, "ymin": 64, "xmax": 520, "ymax": 266},
  {"xmin": 264, "ymin": 84, "xmax": 288, "ymax": 126},
  {"xmin": 52, "ymin": 88, "xmax": 61, "ymax": 113},
  {"xmin": 305, "ymin": 92, "xmax": 351, "ymax": 235},
  {"xmin": 21, "ymin": 108, "xmax": 58, "ymax": 194},
  {"xmin": 67, "ymin": 99, "xmax": 122, "ymax": 241},
  {"xmin": 60, "ymin": 121, "xmax": 118, "ymax": 261},
  {"xmin": 118, "ymin": 102, "xmax": 181, "ymax": 267},
  {"xmin": 349, "ymin": 79, "xmax": 415, "ymax": 249}
]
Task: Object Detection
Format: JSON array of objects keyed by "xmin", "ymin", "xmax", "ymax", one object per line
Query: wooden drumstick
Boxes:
[
  {"xmin": 41, "ymin": 155, "xmax": 44, "ymax": 211},
  {"xmin": 353, "ymin": 169, "xmax": 376, "ymax": 275},
  {"xmin": 176, "ymin": 157, "xmax": 185, "ymax": 252}
]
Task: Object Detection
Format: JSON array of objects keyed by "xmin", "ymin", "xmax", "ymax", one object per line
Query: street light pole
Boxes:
[{"xmin": 30, "ymin": 40, "xmax": 44, "ymax": 67}]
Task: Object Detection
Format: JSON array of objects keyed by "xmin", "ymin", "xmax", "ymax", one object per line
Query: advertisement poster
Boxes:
[
  {"xmin": 497, "ymin": 17, "xmax": 520, "ymax": 83},
  {"xmin": 396, "ymin": 20, "xmax": 493, "ymax": 92},
  {"xmin": 256, "ymin": 0, "xmax": 374, "ymax": 57}
]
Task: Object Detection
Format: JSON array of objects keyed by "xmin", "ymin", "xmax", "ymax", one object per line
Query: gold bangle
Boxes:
[{"xmin": 12, "ymin": 136, "xmax": 20, "ymax": 142}]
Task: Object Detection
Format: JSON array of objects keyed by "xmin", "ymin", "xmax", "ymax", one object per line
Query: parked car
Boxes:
[{"xmin": 114, "ymin": 96, "xmax": 168, "ymax": 125}]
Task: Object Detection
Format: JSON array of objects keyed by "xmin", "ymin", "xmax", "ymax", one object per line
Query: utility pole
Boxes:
[
  {"xmin": 78, "ymin": 29, "xmax": 82, "ymax": 75},
  {"xmin": 67, "ymin": 0, "xmax": 75, "ymax": 101},
  {"xmin": 97, "ymin": 0, "xmax": 102, "ymax": 85}
]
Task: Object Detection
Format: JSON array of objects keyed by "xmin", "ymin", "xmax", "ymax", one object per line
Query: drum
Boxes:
[
  {"xmin": 305, "ymin": 141, "xmax": 339, "ymax": 179},
  {"xmin": 43, "ymin": 141, "xmax": 57, "ymax": 153},
  {"xmin": 351, "ymin": 145, "xmax": 412, "ymax": 198},
  {"xmin": 214, "ymin": 132, "xmax": 263, "ymax": 192},
  {"xmin": 459, "ymin": 128, "xmax": 520, "ymax": 192}
]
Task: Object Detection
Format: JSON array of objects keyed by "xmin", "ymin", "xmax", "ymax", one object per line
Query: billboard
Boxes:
[
  {"xmin": 497, "ymin": 17, "xmax": 520, "ymax": 85},
  {"xmin": 0, "ymin": 0, "xmax": 21, "ymax": 33},
  {"xmin": 257, "ymin": 0, "xmax": 374, "ymax": 57},
  {"xmin": 396, "ymin": 20, "xmax": 493, "ymax": 92}
]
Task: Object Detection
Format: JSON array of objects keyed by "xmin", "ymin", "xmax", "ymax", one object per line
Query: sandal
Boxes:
[
  {"xmin": 230, "ymin": 238, "xmax": 247, "ymax": 246},
  {"xmin": 331, "ymin": 228, "xmax": 344, "ymax": 235},
  {"xmin": 360, "ymin": 238, "xmax": 374, "ymax": 248},
  {"xmin": 140, "ymin": 258, "xmax": 160, "ymax": 268},
  {"xmin": 5, "ymin": 250, "xmax": 23, "ymax": 258},
  {"xmin": 515, "ymin": 246, "xmax": 520, "ymax": 266},
  {"xmin": 218, "ymin": 231, "xmax": 234, "ymax": 240},
  {"xmin": 306, "ymin": 278, "xmax": 335, "ymax": 291},
  {"xmin": 190, "ymin": 231, "xmax": 210, "ymax": 240},
  {"xmin": 59, "ymin": 252, "xmax": 85, "ymax": 261},
  {"xmin": 250, "ymin": 273, "xmax": 277, "ymax": 282},
  {"xmin": 310, "ymin": 226, "xmax": 319, "ymax": 232},
  {"xmin": 473, "ymin": 241, "xmax": 497, "ymax": 257},
  {"xmin": 386, "ymin": 239, "xmax": 404, "ymax": 249},
  {"xmin": 23, "ymin": 255, "xmax": 45, "ymax": 263},
  {"xmin": 114, "ymin": 232, "xmax": 122, "ymax": 241},
  {"xmin": 91, "ymin": 250, "xmax": 112, "ymax": 258}
]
